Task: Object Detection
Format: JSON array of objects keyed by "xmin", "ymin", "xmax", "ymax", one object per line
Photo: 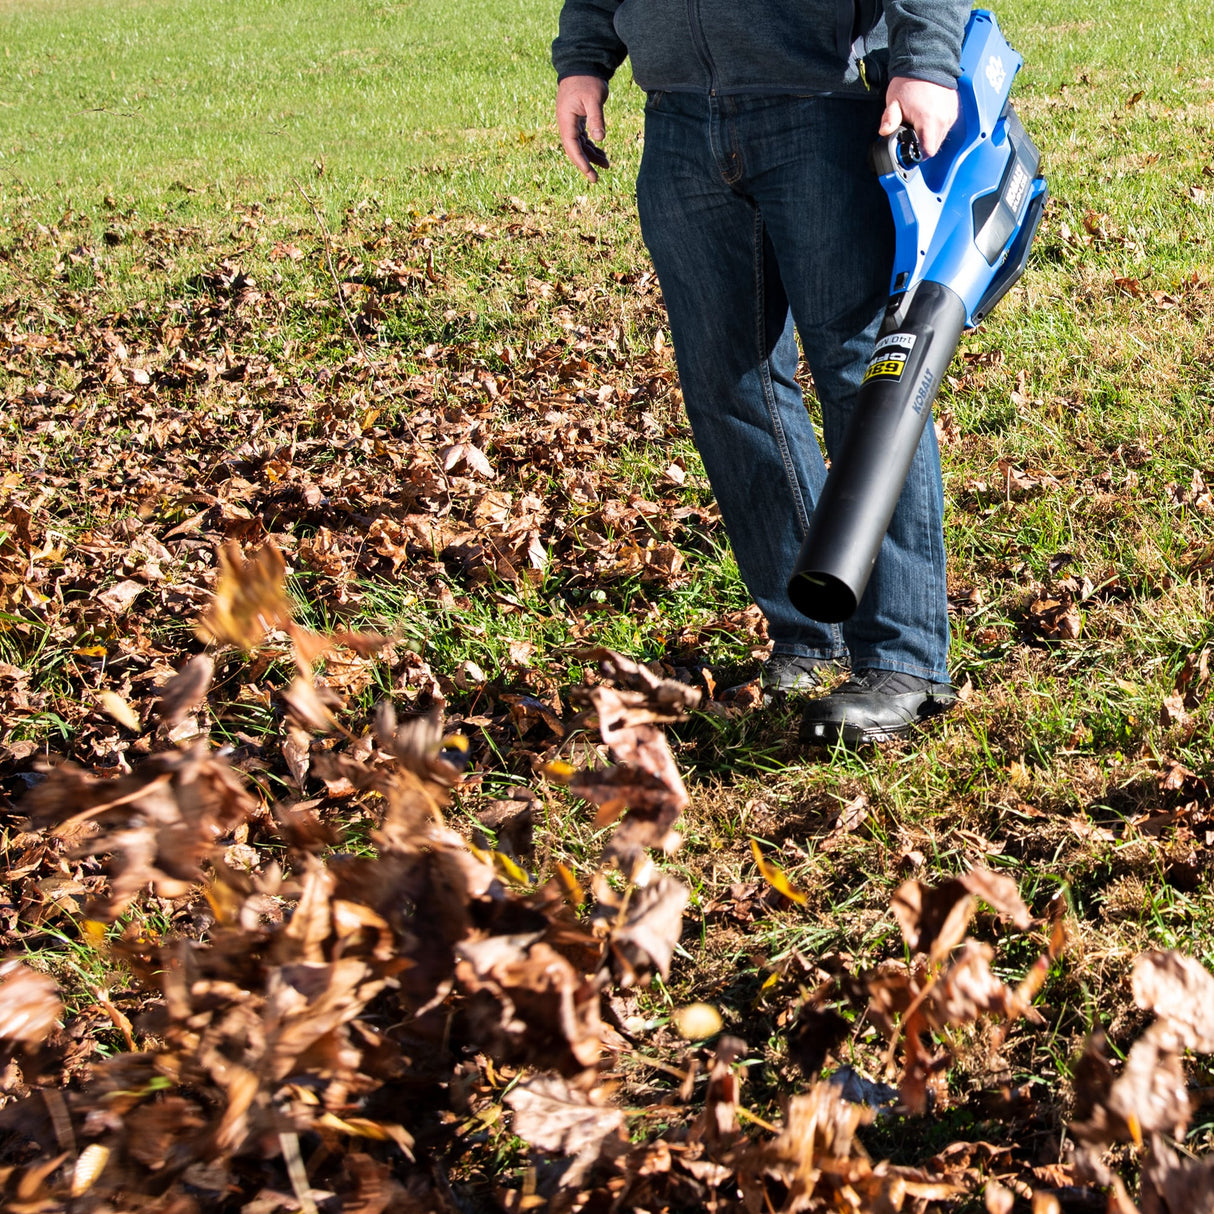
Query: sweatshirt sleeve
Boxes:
[
  {"xmin": 551, "ymin": 0, "xmax": 628, "ymax": 81},
  {"xmin": 883, "ymin": 0, "xmax": 971, "ymax": 88}
]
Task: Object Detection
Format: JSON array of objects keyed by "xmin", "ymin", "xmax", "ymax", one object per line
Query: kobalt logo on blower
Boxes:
[
  {"xmin": 911, "ymin": 369, "xmax": 935, "ymax": 415},
  {"xmin": 1005, "ymin": 162, "xmax": 1030, "ymax": 212}
]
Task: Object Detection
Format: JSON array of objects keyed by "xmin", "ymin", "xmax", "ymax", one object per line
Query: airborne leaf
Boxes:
[
  {"xmin": 750, "ymin": 838, "xmax": 809, "ymax": 905},
  {"xmin": 0, "ymin": 961, "xmax": 62, "ymax": 1043},
  {"xmin": 196, "ymin": 540, "xmax": 292, "ymax": 648},
  {"xmin": 506, "ymin": 1074, "xmax": 625, "ymax": 1157}
]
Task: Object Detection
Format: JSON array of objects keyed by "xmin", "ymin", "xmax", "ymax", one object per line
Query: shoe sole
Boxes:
[
  {"xmin": 799, "ymin": 701, "xmax": 955, "ymax": 748},
  {"xmin": 799, "ymin": 718, "xmax": 913, "ymax": 747}
]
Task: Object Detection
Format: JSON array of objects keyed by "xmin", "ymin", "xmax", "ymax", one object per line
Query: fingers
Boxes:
[
  {"xmin": 914, "ymin": 110, "xmax": 954, "ymax": 159},
  {"xmin": 585, "ymin": 105, "xmax": 605, "ymax": 144},
  {"xmin": 556, "ymin": 76, "xmax": 610, "ymax": 183},
  {"xmin": 878, "ymin": 98, "xmax": 903, "ymax": 138},
  {"xmin": 882, "ymin": 77, "xmax": 959, "ymax": 159},
  {"xmin": 558, "ymin": 103, "xmax": 595, "ymax": 181},
  {"xmin": 558, "ymin": 113, "xmax": 595, "ymax": 182}
]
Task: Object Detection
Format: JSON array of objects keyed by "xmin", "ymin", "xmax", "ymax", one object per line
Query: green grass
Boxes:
[
  {"xmin": 3, "ymin": 0, "xmax": 539, "ymax": 180},
  {"xmin": 0, "ymin": 0, "xmax": 646, "ymax": 223}
]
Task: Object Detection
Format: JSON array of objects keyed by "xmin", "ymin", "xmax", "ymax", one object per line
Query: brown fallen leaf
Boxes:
[
  {"xmin": 22, "ymin": 743, "xmax": 259, "ymax": 920},
  {"xmin": 153, "ymin": 654, "xmax": 215, "ymax": 728},
  {"xmin": 0, "ymin": 960, "xmax": 62, "ymax": 1043},
  {"xmin": 573, "ymin": 731, "xmax": 687, "ymax": 873},
  {"xmin": 959, "ymin": 867, "xmax": 1034, "ymax": 929},
  {"xmin": 998, "ymin": 460, "xmax": 1059, "ymax": 498},
  {"xmin": 786, "ymin": 1005, "xmax": 851, "ymax": 1077},
  {"xmin": 1028, "ymin": 595, "xmax": 1082, "ymax": 640},
  {"xmin": 985, "ymin": 1178, "xmax": 1015, "ymax": 1214},
  {"xmin": 567, "ymin": 657, "xmax": 695, "ymax": 876},
  {"xmin": 506, "ymin": 1074, "xmax": 625, "ymax": 1159},
  {"xmin": 835, "ymin": 791, "xmax": 870, "ymax": 833},
  {"xmin": 891, "ymin": 877, "xmax": 975, "ymax": 963},
  {"xmin": 196, "ymin": 539, "xmax": 292, "ymax": 649},
  {"xmin": 1160, "ymin": 692, "xmax": 1192, "ymax": 729},
  {"xmin": 282, "ymin": 675, "xmax": 342, "ymax": 733},
  {"xmin": 331, "ymin": 629, "xmax": 394, "ymax": 657},
  {"xmin": 1071, "ymin": 1026, "xmax": 1190, "ymax": 1152},
  {"xmin": 892, "ymin": 868, "xmax": 1032, "ymax": 964},
  {"xmin": 440, "ymin": 442, "xmax": 495, "ymax": 479},
  {"xmin": 692, "ymin": 1036, "xmax": 745, "ymax": 1150},
  {"xmin": 576, "ymin": 647, "xmax": 702, "ymax": 718},
  {"xmin": 96, "ymin": 578, "xmax": 144, "ymax": 614},
  {"xmin": 475, "ymin": 795, "xmax": 535, "ymax": 856},
  {"xmin": 597, "ymin": 874, "xmax": 689, "ymax": 987},
  {"xmin": 737, "ymin": 1080, "xmax": 957, "ymax": 1212},
  {"xmin": 1157, "ymin": 757, "xmax": 1204, "ymax": 794},
  {"xmin": 455, "ymin": 937, "xmax": 605, "ymax": 1075},
  {"xmin": 1131, "ymin": 950, "xmax": 1214, "ymax": 1051},
  {"xmin": 1141, "ymin": 1139, "xmax": 1214, "ymax": 1214},
  {"xmin": 286, "ymin": 621, "xmax": 334, "ymax": 670},
  {"xmin": 1176, "ymin": 645, "xmax": 1211, "ymax": 709},
  {"xmin": 925, "ymin": 941, "xmax": 1027, "ymax": 1029},
  {"xmin": 281, "ymin": 724, "xmax": 313, "ymax": 789},
  {"xmin": 571, "ymin": 762, "xmax": 682, "ymax": 827},
  {"xmin": 96, "ymin": 689, "xmax": 141, "ymax": 732}
]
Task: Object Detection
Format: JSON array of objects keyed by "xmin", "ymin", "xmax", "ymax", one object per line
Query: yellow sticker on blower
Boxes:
[{"xmin": 863, "ymin": 351, "xmax": 909, "ymax": 382}]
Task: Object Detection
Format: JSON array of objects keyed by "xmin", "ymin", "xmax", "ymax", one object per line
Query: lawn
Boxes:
[{"xmin": 2, "ymin": 0, "xmax": 1214, "ymax": 1210}]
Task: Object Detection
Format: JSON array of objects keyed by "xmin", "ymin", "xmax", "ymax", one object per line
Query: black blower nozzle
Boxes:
[{"xmin": 787, "ymin": 281, "xmax": 966, "ymax": 623}]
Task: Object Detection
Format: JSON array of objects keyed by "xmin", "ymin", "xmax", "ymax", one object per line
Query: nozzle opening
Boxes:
[{"xmin": 787, "ymin": 570, "xmax": 859, "ymax": 624}]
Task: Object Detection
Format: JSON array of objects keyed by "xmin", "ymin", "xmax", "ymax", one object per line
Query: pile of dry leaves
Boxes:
[
  {"xmin": 0, "ymin": 542, "xmax": 1210, "ymax": 1213},
  {"xmin": 0, "ymin": 220, "xmax": 742, "ymax": 795}
]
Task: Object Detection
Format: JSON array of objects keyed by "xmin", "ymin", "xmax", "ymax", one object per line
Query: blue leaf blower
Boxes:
[{"xmin": 787, "ymin": 9, "xmax": 1047, "ymax": 623}]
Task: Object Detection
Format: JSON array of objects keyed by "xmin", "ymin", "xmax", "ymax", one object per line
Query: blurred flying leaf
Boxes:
[
  {"xmin": 196, "ymin": 540, "xmax": 291, "ymax": 648},
  {"xmin": 750, "ymin": 838, "xmax": 808, "ymax": 906}
]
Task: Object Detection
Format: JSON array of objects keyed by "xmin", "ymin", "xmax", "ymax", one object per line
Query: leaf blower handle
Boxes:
[{"xmin": 870, "ymin": 124, "xmax": 923, "ymax": 177}]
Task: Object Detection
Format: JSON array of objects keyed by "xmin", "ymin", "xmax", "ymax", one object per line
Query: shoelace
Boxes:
[
  {"xmin": 845, "ymin": 669, "xmax": 931, "ymax": 696},
  {"xmin": 767, "ymin": 654, "xmax": 819, "ymax": 676}
]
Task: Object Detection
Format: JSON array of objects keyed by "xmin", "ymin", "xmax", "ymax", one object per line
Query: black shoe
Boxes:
[
  {"xmin": 799, "ymin": 668, "xmax": 955, "ymax": 746},
  {"xmin": 760, "ymin": 653, "xmax": 835, "ymax": 696}
]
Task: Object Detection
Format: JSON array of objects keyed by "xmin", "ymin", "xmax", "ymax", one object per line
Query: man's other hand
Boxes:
[
  {"xmin": 879, "ymin": 76, "xmax": 959, "ymax": 159},
  {"xmin": 557, "ymin": 75, "xmax": 610, "ymax": 182}
]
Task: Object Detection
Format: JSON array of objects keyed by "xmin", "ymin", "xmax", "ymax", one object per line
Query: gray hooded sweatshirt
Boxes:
[{"xmin": 552, "ymin": 0, "xmax": 972, "ymax": 97}]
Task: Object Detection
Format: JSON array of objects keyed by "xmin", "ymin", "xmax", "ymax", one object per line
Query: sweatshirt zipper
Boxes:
[{"xmin": 685, "ymin": 0, "xmax": 718, "ymax": 94}]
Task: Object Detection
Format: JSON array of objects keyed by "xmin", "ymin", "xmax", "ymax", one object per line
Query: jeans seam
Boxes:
[
  {"xmin": 724, "ymin": 104, "xmax": 743, "ymax": 184},
  {"xmin": 753, "ymin": 212, "xmax": 811, "ymax": 539},
  {"xmin": 770, "ymin": 643, "xmax": 843, "ymax": 661},
  {"xmin": 914, "ymin": 416, "xmax": 949, "ymax": 673},
  {"xmin": 854, "ymin": 660, "xmax": 950, "ymax": 681},
  {"xmin": 707, "ymin": 94, "xmax": 743, "ymax": 186},
  {"xmin": 752, "ymin": 210, "xmax": 846, "ymax": 656}
]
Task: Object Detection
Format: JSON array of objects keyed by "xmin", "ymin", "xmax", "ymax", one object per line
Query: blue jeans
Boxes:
[{"xmin": 636, "ymin": 90, "xmax": 950, "ymax": 682}]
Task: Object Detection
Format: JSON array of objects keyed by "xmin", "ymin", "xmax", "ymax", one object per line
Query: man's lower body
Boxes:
[{"xmin": 635, "ymin": 90, "xmax": 952, "ymax": 743}]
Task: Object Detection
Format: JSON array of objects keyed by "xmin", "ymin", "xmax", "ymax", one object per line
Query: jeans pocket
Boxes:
[{"xmin": 645, "ymin": 90, "xmax": 668, "ymax": 111}]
